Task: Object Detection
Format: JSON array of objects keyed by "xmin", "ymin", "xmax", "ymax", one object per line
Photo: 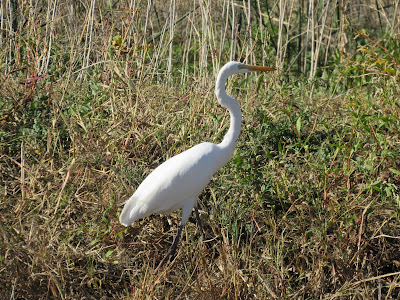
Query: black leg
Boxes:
[
  {"xmin": 154, "ymin": 199, "xmax": 196, "ymax": 273},
  {"xmin": 154, "ymin": 222, "xmax": 184, "ymax": 273},
  {"xmin": 194, "ymin": 206, "xmax": 205, "ymax": 240},
  {"xmin": 167, "ymin": 222, "xmax": 184, "ymax": 261}
]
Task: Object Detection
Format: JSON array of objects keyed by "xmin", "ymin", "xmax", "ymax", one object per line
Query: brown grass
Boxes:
[{"xmin": 1, "ymin": 0, "xmax": 400, "ymax": 299}]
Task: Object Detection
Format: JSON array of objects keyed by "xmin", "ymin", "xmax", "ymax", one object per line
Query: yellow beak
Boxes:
[{"xmin": 239, "ymin": 64, "xmax": 276, "ymax": 72}]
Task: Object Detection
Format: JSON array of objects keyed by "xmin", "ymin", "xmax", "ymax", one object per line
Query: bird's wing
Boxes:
[{"xmin": 119, "ymin": 142, "xmax": 218, "ymax": 226}]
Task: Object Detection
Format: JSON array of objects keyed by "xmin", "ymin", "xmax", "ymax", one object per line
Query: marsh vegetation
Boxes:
[{"xmin": 1, "ymin": 0, "xmax": 400, "ymax": 298}]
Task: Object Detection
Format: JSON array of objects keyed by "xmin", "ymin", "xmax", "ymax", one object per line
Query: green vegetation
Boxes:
[{"xmin": 1, "ymin": 0, "xmax": 399, "ymax": 299}]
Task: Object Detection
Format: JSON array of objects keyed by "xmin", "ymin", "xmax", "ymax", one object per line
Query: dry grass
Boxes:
[{"xmin": 1, "ymin": 0, "xmax": 400, "ymax": 299}]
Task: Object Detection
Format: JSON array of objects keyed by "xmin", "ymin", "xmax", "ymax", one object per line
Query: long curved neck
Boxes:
[
  {"xmin": 215, "ymin": 73, "xmax": 242, "ymax": 155},
  {"xmin": 218, "ymin": 99, "xmax": 241, "ymax": 151}
]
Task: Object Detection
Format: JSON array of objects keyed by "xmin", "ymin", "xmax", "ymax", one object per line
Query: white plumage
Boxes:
[
  {"xmin": 120, "ymin": 142, "xmax": 223, "ymax": 226},
  {"xmin": 119, "ymin": 61, "xmax": 275, "ymax": 268}
]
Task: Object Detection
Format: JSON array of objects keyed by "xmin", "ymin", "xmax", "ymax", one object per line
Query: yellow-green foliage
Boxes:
[{"xmin": 1, "ymin": 1, "xmax": 399, "ymax": 299}]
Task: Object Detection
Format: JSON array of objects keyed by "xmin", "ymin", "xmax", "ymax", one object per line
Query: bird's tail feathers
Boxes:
[{"xmin": 119, "ymin": 195, "xmax": 150, "ymax": 227}]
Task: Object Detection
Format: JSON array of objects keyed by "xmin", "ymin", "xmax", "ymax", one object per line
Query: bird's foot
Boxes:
[{"xmin": 153, "ymin": 247, "xmax": 177, "ymax": 274}]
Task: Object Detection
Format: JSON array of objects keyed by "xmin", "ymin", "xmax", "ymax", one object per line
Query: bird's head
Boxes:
[
  {"xmin": 215, "ymin": 61, "xmax": 275, "ymax": 106},
  {"xmin": 220, "ymin": 61, "xmax": 276, "ymax": 77}
]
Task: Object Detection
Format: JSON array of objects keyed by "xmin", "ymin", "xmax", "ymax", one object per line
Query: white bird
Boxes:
[{"xmin": 119, "ymin": 61, "xmax": 275, "ymax": 269}]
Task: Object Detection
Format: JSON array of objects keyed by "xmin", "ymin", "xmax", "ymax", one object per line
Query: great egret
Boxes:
[{"xmin": 119, "ymin": 61, "xmax": 275, "ymax": 268}]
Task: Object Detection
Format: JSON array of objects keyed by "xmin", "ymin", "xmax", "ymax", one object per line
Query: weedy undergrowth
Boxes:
[{"xmin": 1, "ymin": 1, "xmax": 400, "ymax": 299}]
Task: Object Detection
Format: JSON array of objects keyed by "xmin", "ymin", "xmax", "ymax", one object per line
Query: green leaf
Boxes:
[
  {"xmin": 389, "ymin": 168, "xmax": 400, "ymax": 176},
  {"xmin": 89, "ymin": 238, "xmax": 99, "ymax": 246},
  {"xmin": 382, "ymin": 68, "xmax": 396, "ymax": 75},
  {"xmin": 296, "ymin": 117, "xmax": 302, "ymax": 136},
  {"xmin": 105, "ymin": 249, "xmax": 115, "ymax": 259}
]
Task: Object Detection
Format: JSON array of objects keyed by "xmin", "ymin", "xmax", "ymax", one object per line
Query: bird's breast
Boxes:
[{"xmin": 135, "ymin": 143, "xmax": 221, "ymax": 212}]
